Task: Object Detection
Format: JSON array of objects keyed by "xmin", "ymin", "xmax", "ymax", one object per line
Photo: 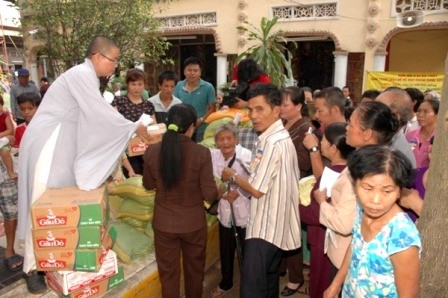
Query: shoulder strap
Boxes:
[{"xmin": 227, "ymin": 153, "xmax": 237, "ymax": 169}]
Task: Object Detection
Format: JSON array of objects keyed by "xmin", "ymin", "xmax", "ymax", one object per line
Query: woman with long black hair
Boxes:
[{"xmin": 143, "ymin": 103, "xmax": 219, "ymax": 298}]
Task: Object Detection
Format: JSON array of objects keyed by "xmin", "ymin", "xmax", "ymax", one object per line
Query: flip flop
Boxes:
[
  {"xmin": 4, "ymin": 254, "xmax": 24, "ymax": 271},
  {"xmin": 25, "ymin": 270, "xmax": 47, "ymax": 294}
]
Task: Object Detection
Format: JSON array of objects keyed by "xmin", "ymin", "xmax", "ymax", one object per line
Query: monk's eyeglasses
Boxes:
[{"xmin": 95, "ymin": 53, "xmax": 118, "ymax": 65}]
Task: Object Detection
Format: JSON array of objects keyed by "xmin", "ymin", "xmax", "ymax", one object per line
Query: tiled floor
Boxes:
[
  {"xmin": 0, "ymin": 247, "xmax": 24, "ymax": 290},
  {"xmin": 202, "ymin": 257, "xmax": 310, "ymax": 298},
  {"xmin": 0, "ymin": 223, "xmax": 28, "ymax": 295},
  {"xmin": 0, "ymin": 226, "xmax": 310, "ymax": 297},
  {"xmin": 0, "ymin": 252, "xmax": 310, "ymax": 298}
]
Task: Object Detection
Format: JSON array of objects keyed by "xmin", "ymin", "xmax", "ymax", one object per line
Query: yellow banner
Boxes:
[{"xmin": 366, "ymin": 72, "xmax": 444, "ymax": 93}]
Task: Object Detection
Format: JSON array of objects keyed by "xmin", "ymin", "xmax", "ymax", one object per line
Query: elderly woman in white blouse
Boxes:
[{"xmin": 210, "ymin": 124, "xmax": 252, "ymax": 297}]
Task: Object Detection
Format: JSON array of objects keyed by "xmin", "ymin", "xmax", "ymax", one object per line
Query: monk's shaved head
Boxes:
[{"xmin": 86, "ymin": 36, "xmax": 118, "ymax": 58}]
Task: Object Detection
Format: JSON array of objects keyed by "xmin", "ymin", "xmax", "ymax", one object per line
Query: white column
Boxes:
[
  {"xmin": 373, "ymin": 50, "xmax": 387, "ymax": 71},
  {"xmin": 40, "ymin": 55, "xmax": 49, "ymax": 79},
  {"xmin": 215, "ymin": 53, "xmax": 228, "ymax": 91},
  {"xmin": 30, "ymin": 61, "xmax": 39, "ymax": 84},
  {"xmin": 333, "ymin": 51, "xmax": 348, "ymax": 88}
]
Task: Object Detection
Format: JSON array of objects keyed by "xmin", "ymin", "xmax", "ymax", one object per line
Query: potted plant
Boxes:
[{"xmin": 236, "ymin": 17, "xmax": 295, "ymax": 88}]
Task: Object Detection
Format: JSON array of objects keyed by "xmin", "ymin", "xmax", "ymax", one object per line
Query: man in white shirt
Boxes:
[
  {"xmin": 222, "ymin": 83, "xmax": 301, "ymax": 297},
  {"xmin": 149, "ymin": 70, "xmax": 182, "ymax": 124}
]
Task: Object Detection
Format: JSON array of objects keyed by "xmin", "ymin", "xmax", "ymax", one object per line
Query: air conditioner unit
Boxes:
[{"xmin": 396, "ymin": 10, "xmax": 424, "ymax": 28}]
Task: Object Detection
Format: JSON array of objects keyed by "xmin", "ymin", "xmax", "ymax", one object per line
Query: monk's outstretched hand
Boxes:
[{"xmin": 135, "ymin": 124, "xmax": 152, "ymax": 144}]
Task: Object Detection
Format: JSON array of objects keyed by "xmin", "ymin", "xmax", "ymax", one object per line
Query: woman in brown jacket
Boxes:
[
  {"xmin": 143, "ymin": 104, "xmax": 219, "ymax": 298},
  {"xmin": 278, "ymin": 86, "xmax": 311, "ymax": 296}
]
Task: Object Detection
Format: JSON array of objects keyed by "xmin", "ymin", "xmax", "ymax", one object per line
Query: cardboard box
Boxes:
[
  {"xmin": 127, "ymin": 123, "xmax": 166, "ymax": 157},
  {"xmin": 34, "ymin": 226, "xmax": 116, "ymax": 272},
  {"xmin": 127, "ymin": 137, "xmax": 148, "ymax": 157},
  {"xmin": 48, "ymin": 266, "xmax": 125, "ymax": 298},
  {"xmin": 46, "ymin": 250, "xmax": 118, "ymax": 295},
  {"xmin": 31, "ymin": 186, "xmax": 107, "ymax": 230},
  {"xmin": 32, "ymin": 226, "xmax": 105, "ymax": 251}
]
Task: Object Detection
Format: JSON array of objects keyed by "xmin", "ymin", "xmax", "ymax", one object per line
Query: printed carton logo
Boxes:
[
  {"xmin": 98, "ymin": 245, "xmax": 108, "ymax": 264},
  {"xmin": 36, "ymin": 231, "xmax": 67, "ymax": 248},
  {"xmin": 36, "ymin": 209, "xmax": 67, "ymax": 227},
  {"xmin": 75, "ymin": 286, "xmax": 99, "ymax": 298},
  {"xmin": 39, "ymin": 253, "xmax": 66, "ymax": 269},
  {"xmin": 130, "ymin": 141, "xmax": 148, "ymax": 153}
]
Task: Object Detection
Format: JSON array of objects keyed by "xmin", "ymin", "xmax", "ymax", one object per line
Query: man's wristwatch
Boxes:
[
  {"xmin": 309, "ymin": 146, "xmax": 319, "ymax": 153},
  {"xmin": 230, "ymin": 173, "xmax": 238, "ymax": 183}
]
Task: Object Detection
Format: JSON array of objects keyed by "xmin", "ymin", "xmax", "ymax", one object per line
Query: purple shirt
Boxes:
[{"xmin": 404, "ymin": 166, "xmax": 428, "ymax": 222}]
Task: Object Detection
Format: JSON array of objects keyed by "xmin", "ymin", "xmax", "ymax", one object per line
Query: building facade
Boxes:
[
  {"xmin": 20, "ymin": 0, "xmax": 448, "ymax": 97},
  {"xmin": 152, "ymin": 0, "xmax": 448, "ymax": 99}
]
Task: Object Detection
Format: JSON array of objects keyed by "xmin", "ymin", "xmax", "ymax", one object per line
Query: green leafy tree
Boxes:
[
  {"xmin": 237, "ymin": 17, "xmax": 295, "ymax": 88},
  {"xmin": 19, "ymin": 0, "xmax": 170, "ymax": 75}
]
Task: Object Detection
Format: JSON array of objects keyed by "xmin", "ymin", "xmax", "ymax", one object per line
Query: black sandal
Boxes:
[
  {"xmin": 25, "ymin": 270, "xmax": 47, "ymax": 294},
  {"xmin": 281, "ymin": 282, "xmax": 304, "ymax": 297},
  {"xmin": 3, "ymin": 254, "xmax": 23, "ymax": 271}
]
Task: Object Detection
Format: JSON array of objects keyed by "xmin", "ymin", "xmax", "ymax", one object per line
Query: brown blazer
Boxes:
[
  {"xmin": 143, "ymin": 135, "xmax": 218, "ymax": 233},
  {"xmin": 287, "ymin": 117, "xmax": 312, "ymax": 178}
]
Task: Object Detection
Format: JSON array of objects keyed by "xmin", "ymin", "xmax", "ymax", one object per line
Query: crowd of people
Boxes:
[{"xmin": 0, "ymin": 35, "xmax": 441, "ymax": 297}]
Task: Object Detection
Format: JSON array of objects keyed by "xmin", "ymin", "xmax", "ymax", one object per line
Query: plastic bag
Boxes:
[
  {"xmin": 109, "ymin": 176, "xmax": 155, "ymax": 206},
  {"xmin": 299, "ymin": 176, "xmax": 316, "ymax": 206},
  {"xmin": 117, "ymin": 199, "xmax": 153, "ymax": 221},
  {"xmin": 108, "ymin": 195, "xmax": 125, "ymax": 220},
  {"xmin": 121, "ymin": 216, "xmax": 147, "ymax": 230},
  {"xmin": 203, "ymin": 117, "xmax": 233, "ymax": 140},
  {"xmin": 144, "ymin": 222, "xmax": 154, "ymax": 240},
  {"xmin": 110, "ymin": 222, "xmax": 154, "ymax": 263}
]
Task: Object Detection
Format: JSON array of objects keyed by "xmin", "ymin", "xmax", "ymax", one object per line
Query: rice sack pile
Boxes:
[
  {"xmin": 201, "ymin": 108, "xmax": 253, "ymax": 148},
  {"xmin": 109, "ymin": 176, "xmax": 155, "ymax": 231},
  {"xmin": 108, "ymin": 177, "xmax": 155, "ymax": 263}
]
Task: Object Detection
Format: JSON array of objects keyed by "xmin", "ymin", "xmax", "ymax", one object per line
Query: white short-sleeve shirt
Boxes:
[
  {"xmin": 148, "ymin": 92, "xmax": 182, "ymax": 113},
  {"xmin": 247, "ymin": 119, "xmax": 301, "ymax": 250}
]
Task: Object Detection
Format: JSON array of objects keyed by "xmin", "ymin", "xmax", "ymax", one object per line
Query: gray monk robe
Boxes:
[{"xmin": 17, "ymin": 59, "xmax": 138, "ymax": 273}]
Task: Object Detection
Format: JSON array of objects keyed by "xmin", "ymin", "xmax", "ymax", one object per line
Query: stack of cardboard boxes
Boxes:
[{"xmin": 30, "ymin": 186, "xmax": 124, "ymax": 297}]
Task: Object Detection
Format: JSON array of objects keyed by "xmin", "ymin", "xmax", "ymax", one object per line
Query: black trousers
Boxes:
[
  {"xmin": 240, "ymin": 238, "xmax": 282, "ymax": 298},
  {"xmin": 218, "ymin": 222, "xmax": 246, "ymax": 291}
]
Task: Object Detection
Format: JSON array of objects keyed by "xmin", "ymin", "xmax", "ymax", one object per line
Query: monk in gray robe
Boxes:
[{"xmin": 17, "ymin": 36, "xmax": 149, "ymax": 294}]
